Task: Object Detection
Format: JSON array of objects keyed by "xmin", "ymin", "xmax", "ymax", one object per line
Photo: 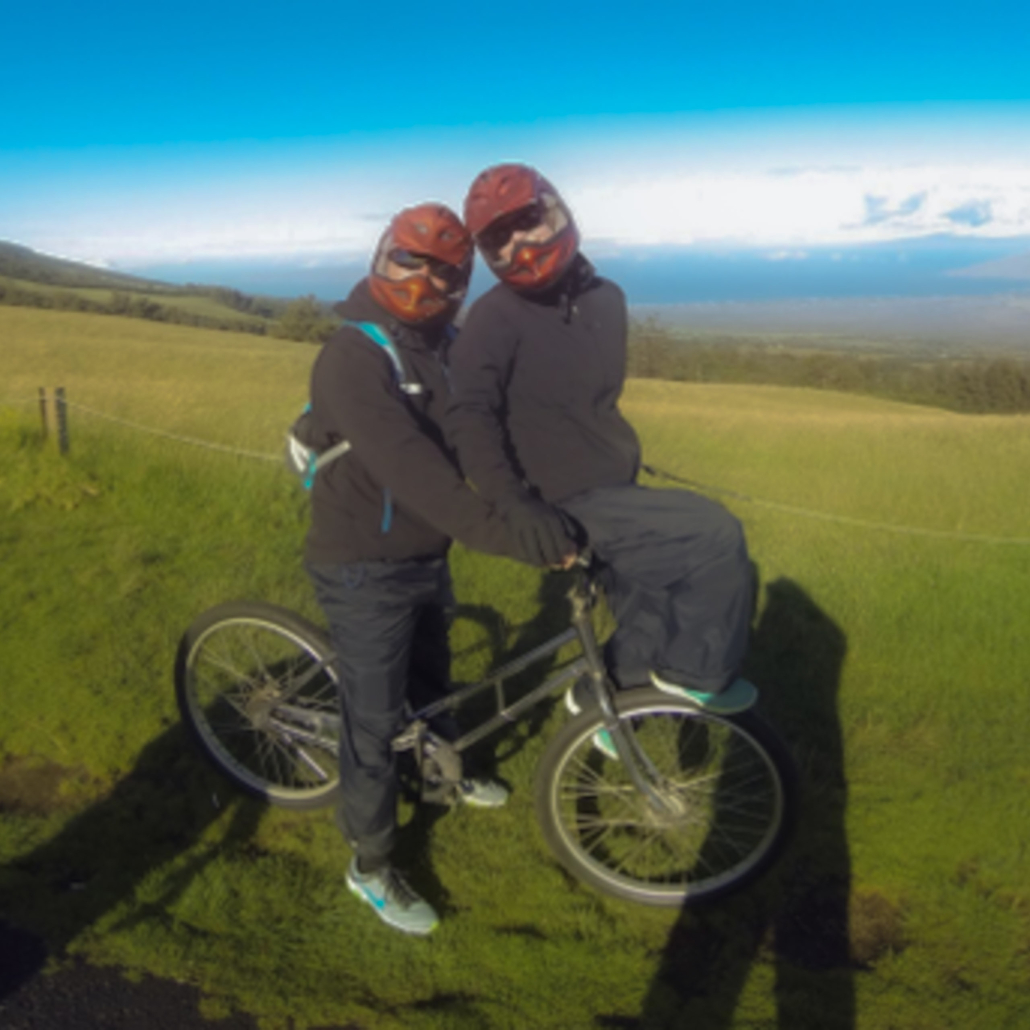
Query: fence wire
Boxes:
[
  {"xmin": 3, "ymin": 394, "xmax": 1028, "ymax": 546},
  {"xmin": 64, "ymin": 399, "xmax": 281, "ymax": 463},
  {"xmin": 640, "ymin": 463, "xmax": 1030, "ymax": 547}
]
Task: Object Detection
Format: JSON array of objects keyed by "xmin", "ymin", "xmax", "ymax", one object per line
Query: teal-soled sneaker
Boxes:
[
  {"xmin": 346, "ymin": 860, "xmax": 439, "ymax": 936},
  {"xmin": 458, "ymin": 778, "xmax": 510, "ymax": 808},
  {"xmin": 564, "ymin": 679, "xmax": 619, "ymax": 761},
  {"xmin": 650, "ymin": 673, "xmax": 758, "ymax": 714}
]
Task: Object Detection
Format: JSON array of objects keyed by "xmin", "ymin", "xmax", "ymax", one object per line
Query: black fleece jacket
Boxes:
[
  {"xmin": 304, "ymin": 280, "xmax": 514, "ymax": 565},
  {"xmin": 446, "ymin": 256, "xmax": 641, "ymax": 507}
]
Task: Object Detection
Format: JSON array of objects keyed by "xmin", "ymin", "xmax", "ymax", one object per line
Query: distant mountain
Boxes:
[
  {"xmin": 0, "ymin": 240, "xmax": 178, "ymax": 292},
  {"xmin": 949, "ymin": 251, "xmax": 1030, "ymax": 281}
]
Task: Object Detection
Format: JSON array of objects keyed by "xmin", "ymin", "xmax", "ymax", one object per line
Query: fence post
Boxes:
[
  {"xmin": 38, "ymin": 387, "xmax": 48, "ymax": 441},
  {"xmin": 55, "ymin": 387, "xmax": 69, "ymax": 455}
]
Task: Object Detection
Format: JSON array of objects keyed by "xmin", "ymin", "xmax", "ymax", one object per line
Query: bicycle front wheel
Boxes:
[
  {"xmin": 175, "ymin": 601, "xmax": 341, "ymax": 809},
  {"xmin": 535, "ymin": 687, "xmax": 796, "ymax": 906}
]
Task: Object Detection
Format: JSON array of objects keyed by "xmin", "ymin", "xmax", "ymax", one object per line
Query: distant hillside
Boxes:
[
  {"xmin": 0, "ymin": 240, "xmax": 336, "ymax": 341},
  {"xmin": 0, "ymin": 240, "xmax": 175, "ymax": 292}
]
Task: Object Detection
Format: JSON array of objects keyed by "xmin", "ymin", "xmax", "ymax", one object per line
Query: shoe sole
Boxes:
[
  {"xmin": 460, "ymin": 793, "xmax": 509, "ymax": 809},
  {"xmin": 650, "ymin": 675, "xmax": 758, "ymax": 715}
]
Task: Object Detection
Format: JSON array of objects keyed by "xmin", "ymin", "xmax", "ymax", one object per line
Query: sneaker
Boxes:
[
  {"xmin": 346, "ymin": 860, "xmax": 439, "ymax": 936},
  {"xmin": 457, "ymin": 777, "xmax": 510, "ymax": 808},
  {"xmin": 650, "ymin": 673, "xmax": 758, "ymax": 714},
  {"xmin": 564, "ymin": 679, "xmax": 619, "ymax": 761}
]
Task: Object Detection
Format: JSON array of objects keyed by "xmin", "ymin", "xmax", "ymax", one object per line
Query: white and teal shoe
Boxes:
[
  {"xmin": 457, "ymin": 777, "xmax": 510, "ymax": 808},
  {"xmin": 650, "ymin": 673, "xmax": 758, "ymax": 714},
  {"xmin": 346, "ymin": 860, "xmax": 439, "ymax": 936}
]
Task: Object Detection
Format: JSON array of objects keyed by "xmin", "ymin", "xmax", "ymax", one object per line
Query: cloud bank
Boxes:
[
  {"xmin": 567, "ymin": 163, "xmax": 1030, "ymax": 250},
  {"xmin": 7, "ymin": 158, "xmax": 1030, "ymax": 265}
]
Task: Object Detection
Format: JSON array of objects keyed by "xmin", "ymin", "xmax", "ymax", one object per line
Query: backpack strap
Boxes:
[
  {"xmin": 339, "ymin": 319, "xmax": 426, "ymax": 534},
  {"xmin": 343, "ymin": 320, "xmax": 424, "ymax": 396}
]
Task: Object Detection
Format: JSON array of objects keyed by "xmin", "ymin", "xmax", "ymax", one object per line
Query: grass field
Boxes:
[{"xmin": 2, "ymin": 306, "xmax": 1029, "ymax": 1029}]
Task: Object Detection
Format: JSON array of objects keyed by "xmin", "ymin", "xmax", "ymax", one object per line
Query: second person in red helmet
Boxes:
[{"xmin": 447, "ymin": 164, "xmax": 759, "ymax": 727}]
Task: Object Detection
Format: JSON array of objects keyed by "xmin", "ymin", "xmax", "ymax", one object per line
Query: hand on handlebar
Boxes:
[
  {"xmin": 503, "ymin": 496, "xmax": 578, "ymax": 567},
  {"xmin": 549, "ymin": 552, "xmax": 580, "ymax": 571}
]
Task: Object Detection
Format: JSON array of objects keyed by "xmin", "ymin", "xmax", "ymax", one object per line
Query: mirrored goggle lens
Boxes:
[
  {"xmin": 388, "ymin": 249, "xmax": 467, "ymax": 291},
  {"xmin": 478, "ymin": 204, "xmax": 546, "ymax": 254}
]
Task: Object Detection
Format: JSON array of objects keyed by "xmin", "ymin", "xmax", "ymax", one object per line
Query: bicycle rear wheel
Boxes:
[
  {"xmin": 535, "ymin": 687, "xmax": 796, "ymax": 906},
  {"xmin": 175, "ymin": 601, "xmax": 341, "ymax": 809}
]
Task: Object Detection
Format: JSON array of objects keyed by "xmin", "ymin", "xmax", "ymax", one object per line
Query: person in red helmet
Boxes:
[
  {"xmin": 448, "ymin": 165, "xmax": 759, "ymax": 738},
  {"xmin": 303, "ymin": 202, "xmax": 528, "ymax": 936}
]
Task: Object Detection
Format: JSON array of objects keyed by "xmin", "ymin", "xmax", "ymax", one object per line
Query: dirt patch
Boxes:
[
  {"xmin": 773, "ymin": 879, "xmax": 907, "ymax": 970},
  {"xmin": 0, "ymin": 756, "xmax": 89, "ymax": 815},
  {"xmin": 849, "ymin": 888, "xmax": 908, "ymax": 966}
]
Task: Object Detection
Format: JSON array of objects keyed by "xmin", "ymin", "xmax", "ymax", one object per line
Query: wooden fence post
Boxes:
[
  {"xmin": 38, "ymin": 387, "xmax": 48, "ymax": 441},
  {"xmin": 55, "ymin": 387, "xmax": 69, "ymax": 455}
]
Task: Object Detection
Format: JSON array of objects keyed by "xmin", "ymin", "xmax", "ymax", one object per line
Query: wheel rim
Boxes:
[
  {"xmin": 550, "ymin": 705, "xmax": 785, "ymax": 902},
  {"xmin": 183, "ymin": 617, "xmax": 340, "ymax": 801}
]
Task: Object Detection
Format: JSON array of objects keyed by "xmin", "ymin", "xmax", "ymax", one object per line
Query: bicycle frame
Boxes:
[
  {"xmin": 404, "ymin": 571, "xmax": 591, "ymax": 754},
  {"xmin": 399, "ymin": 565, "xmax": 678, "ymax": 814}
]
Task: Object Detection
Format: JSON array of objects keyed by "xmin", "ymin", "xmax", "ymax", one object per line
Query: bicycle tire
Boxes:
[
  {"xmin": 535, "ymin": 687, "xmax": 797, "ymax": 906},
  {"xmin": 174, "ymin": 601, "xmax": 341, "ymax": 810}
]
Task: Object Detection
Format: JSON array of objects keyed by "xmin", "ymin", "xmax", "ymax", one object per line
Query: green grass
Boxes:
[{"xmin": 2, "ymin": 307, "xmax": 1030, "ymax": 1029}]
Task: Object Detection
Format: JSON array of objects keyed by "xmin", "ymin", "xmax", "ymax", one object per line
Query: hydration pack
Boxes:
[{"xmin": 285, "ymin": 320, "xmax": 423, "ymax": 490}]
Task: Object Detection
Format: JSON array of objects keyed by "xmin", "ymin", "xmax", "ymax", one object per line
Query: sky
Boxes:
[{"xmin": 2, "ymin": 0, "xmax": 1030, "ymax": 272}]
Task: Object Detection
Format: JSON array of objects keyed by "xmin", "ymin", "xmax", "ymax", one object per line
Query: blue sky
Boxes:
[{"xmin": 3, "ymin": 0, "xmax": 1030, "ymax": 267}]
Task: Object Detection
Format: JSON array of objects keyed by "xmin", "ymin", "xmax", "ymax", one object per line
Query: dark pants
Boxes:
[
  {"xmin": 305, "ymin": 557, "xmax": 454, "ymax": 868},
  {"xmin": 561, "ymin": 484, "xmax": 753, "ymax": 693}
]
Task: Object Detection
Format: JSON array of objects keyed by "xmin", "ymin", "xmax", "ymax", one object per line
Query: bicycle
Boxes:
[{"xmin": 174, "ymin": 559, "xmax": 797, "ymax": 907}]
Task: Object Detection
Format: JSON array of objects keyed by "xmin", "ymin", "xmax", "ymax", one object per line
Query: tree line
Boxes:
[
  {"xmin": 627, "ymin": 319, "xmax": 1030, "ymax": 414},
  {"xmin": 0, "ymin": 279, "xmax": 337, "ymax": 343}
]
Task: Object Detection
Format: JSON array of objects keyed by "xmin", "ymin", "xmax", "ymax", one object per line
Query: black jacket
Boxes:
[
  {"xmin": 304, "ymin": 280, "xmax": 513, "ymax": 565},
  {"xmin": 446, "ymin": 257, "xmax": 641, "ymax": 507}
]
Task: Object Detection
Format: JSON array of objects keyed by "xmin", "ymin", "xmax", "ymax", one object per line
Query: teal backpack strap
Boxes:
[
  {"xmin": 343, "ymin": 320, "xmax": 424, "ymax": 396},
  {"xmin": 340, "ymin": 319, "xmax": 417, "ymax": 534}
]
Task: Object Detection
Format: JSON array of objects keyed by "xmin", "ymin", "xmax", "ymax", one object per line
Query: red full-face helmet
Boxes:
[
  {"xmin": 464, "ymin": 164, "xmax": 579, "ymax": 292},
  {"xmin": 369, "ymin": 203, "xmax": 473, "ymax": 324}
]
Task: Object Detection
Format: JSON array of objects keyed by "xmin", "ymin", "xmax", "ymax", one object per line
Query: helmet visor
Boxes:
[{"xmin": 476, "ymin": 193, "xmax": 569, "ymax": 269}]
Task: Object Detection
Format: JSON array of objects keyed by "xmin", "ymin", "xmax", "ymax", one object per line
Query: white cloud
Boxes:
[{"xmin": 565, "ymin": 163, "xmax": 1030, "ymax": 248}]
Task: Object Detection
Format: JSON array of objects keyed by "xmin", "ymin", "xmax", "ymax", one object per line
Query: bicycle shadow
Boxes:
[
  {"xmin": 608, "ymin": 576, "xmax": 855, "ymax": 1030},
  {"xmin": 0, "ymin": 723, "xmax": 264, "ymax": 1002},
  {"xmin": 452, "ymin": 568, "xmax": 575, "ymax": 770}
]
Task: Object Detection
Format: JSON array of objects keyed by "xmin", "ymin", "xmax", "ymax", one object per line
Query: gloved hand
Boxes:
[{"xmin": 503, "ymin": 496, "xmax": 578, "ymax": 567}]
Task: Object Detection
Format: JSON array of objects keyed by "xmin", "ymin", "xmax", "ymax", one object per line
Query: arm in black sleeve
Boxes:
[
  {"xmin": 445, "ymin": 302, "xmax": 577, "ymax": 566},
  {"xmin": 311, "ymin": 335, "xmax": 515, "ymax": 559},
  {"xmin": 445, "ymin": 302, "xmax": 532, "ymax": 508}
]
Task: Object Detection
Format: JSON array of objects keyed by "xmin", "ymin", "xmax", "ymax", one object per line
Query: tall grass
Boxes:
[{"xmin": 2, "ymin": 307, "xmax": 1029, "ymax": 1029}]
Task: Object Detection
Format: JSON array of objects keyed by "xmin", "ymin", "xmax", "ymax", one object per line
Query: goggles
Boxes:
[
  {"xmin": 387, "ymin": 249, "xmax": 468, "ymax": 293},
  {"xmin": 477, "ymin": 204, "xmax": 547, "ymax": 256}
]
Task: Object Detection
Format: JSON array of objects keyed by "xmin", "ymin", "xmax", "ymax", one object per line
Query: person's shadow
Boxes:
[
  {"xmin": 0, "ymin": 722, "xmax": 265, "ymax": 1001},
  {"xmin": 604, "ymin": 576, "xmax": 856, "ymax": 1030}
]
